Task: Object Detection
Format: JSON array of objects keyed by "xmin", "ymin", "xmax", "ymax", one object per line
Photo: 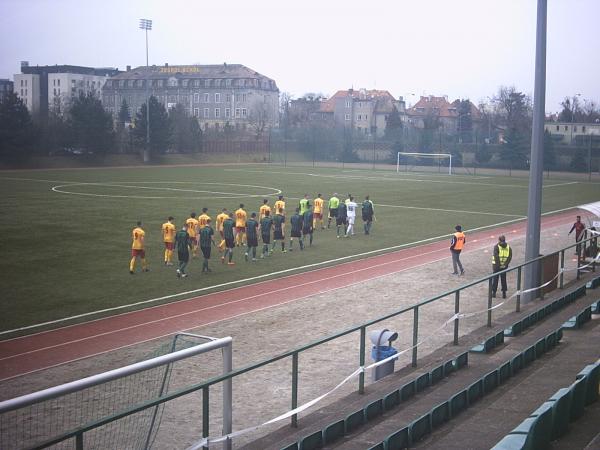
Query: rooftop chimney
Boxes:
[
  {"xmin": 165, "ymin": 63, "xmax": 168, "ymax": 67},
  {"xmin": 126, "ymin": 65, "xmax": 131, "ymax": 71}
]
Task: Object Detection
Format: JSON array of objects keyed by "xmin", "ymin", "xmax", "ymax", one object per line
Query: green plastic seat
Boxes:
[
  {"xmin": 455, "ymin": 351, "xmax": 469, "ymax": 369},
  {"xmin": 344, "ymin": 409, "xmax": 365, "ymax": 433},
  {"xmin": 499, "ymin": 361, "xmax": 512, "ymax": 384},
  {"xmin": 534, "ymin": 338, "xmax": 546, "ymax": 357},
  {"xmin": 280, "ymin": 443, "xmax": 299, "ymax": 450},
  {"xmin": 384, "ymin": 389, "xmax": 400, "ymax": 410},
  {"xmin": 490, "ymin": 433, "xmax": 528, "ymax": 449},
  {"xmin": 409, "ymin": 413, "xmax": 431, "ymax": 445},
  {"xmin": 367, "ymin": 443, "xmax": 384, "ymax": 450},
  {"xmin": 364, "ymin": 398, "xmax": 384, "ymax": 421},
  {"xmin": 450, "ymin": 389, "xmax": 468, "ymax": 417},
  {"xmin": 299, "ymin": 430, "xmax": 323, "ymax": 450},
  {"xmin": 569, "ymin": 379, "xmax": 586, "ymax": 422},
  {"xmin": 576, "ymin": 362, "xmax": 600, "ymax": 405},
  {"xmin": 511, "ymin": 353, "xmax": 524, "ymax": 376},
  {"xmin": 323, "ymin": 420, "xmax": 345, "ymax": 444},
  {"xmin": 431, "ymin": 401, "xmax": 450, "ymax": 428},
  {"xmin": 430, "ymin": 364, "xmax": 444, "ymax": 385},
  {"xmin": 548, "ymin": 388, "xmax": 571, "ymax": 439},
  {"xmin": 384, "ymin": 426, "xmax": 409, "ymax": 450},
  {"xmin": 468, "ymin": 379, "xmax": 484, "ymax": 404},
  {"xmin": 416, "ymin": 373, "xmax": 430, "ymax": 392},
  {"xmin": 400, "ymin": 380, "xmax": 416, "ymax": 401},
  {"xmin": 528, "ymin": 402, "xmax": 553, "ymax": 450}
]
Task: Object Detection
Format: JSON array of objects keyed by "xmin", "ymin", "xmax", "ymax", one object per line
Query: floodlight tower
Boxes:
[{"xmin": 139, "ymin": 18, "xmax": 152, "ymax": 163}]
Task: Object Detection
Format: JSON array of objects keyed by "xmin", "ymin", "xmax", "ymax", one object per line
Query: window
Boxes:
[
  {"xmin": 205, "ymin": 79, "xmax": 211, "ymax": 87},
  {"xmin": 235, "ymin": 108, "xmax": 241, "ymax": 118},
  {"xmin": 203, "ymin": 108, "xmax": 210, "ymax": 118},
  {"xmin": 556, "ymin": 125, "xmax": 559, "ymax": 131},
  {"xmin": 194, "ymin": 93, "xmax": 200, "ymax": 103},
  {"xmin": 194, "ymin": 79, "xmax": 200, "ymax": 87},
  {"xmin": 242, "ymin": 93, "xmax": 247, "ymax": 102},
  {"xmin": 345, "ymin": 114, "xmax": 350, "ymax": 121},
  {"xmin": 225, "ymin": 108, "xmax": 231, "ymax": 118},
  {"xmin": 582, "ymin": 126, "xmax": 586, "ymax": 132},
  {"xmin": 128, "ymin": 80, "xmax": 134, "ymax": 88},
  {"xmin": 345, "ymin": 100, "xmax": 351, "ymax": 108},
  {"xmin": 214, "ymin": 79, "xmax": 221, "ymax": 87},
  {"xmin": 53, "ymin": 88, "xmax": 56, "ymax": 95},
  {"xmin": 564, "ymin": 125, "xmax": 568, "ymax": 131},
  {"xmin": 193, "ymin": 108, "xmax": 200, "ymax": 117},
  {"xmin": 225, "ymin": 79, "xmax": 231, "ymax": 87},
  {"xmin": 226, "ymin": 93, "xmax": 231, "ymax": 102},
  {"xmin": 58, "ymin": 79, "xmax": 60, "ymax": 86},
  {"xmin": 215, "ymin": 108, "xmax": 220, "ymax": 118},
  {"xmin": 365, "ymin": 114, "xmax": 368, "ymax": 121},
  {"xmin": 25, "ymin": 80, "xmax": 27, "ymax": 86},
  {"xmin": 203, "ymin": 93, "xmax": 210, "ymax": 102},
  {"xmin": 25, "ymin": 89, "xmax": 27, "ymax": 96},
  {"xmin": 241, "ymin": 108, "xmax": 247, "ymax": 118},
  {"xmin": 357, "ymin": 114, "xmax": 362, "ymax": 121},
  {"xmin": 215, "ymin": 93, "xmax": 221, "ymax": 103}
]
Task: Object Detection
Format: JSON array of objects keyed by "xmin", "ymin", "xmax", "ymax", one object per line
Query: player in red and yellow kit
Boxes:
[
  {"xmin": 216, "ymin": 207, "xmax": 229, "ymax": 252},
  {"xmin": 234, "ymin": 204, "xmax": 247, "ymax": 246},
  {"xmin": 186, "ymin": 212, "xmax": 199, "ymax": 257},
  {"xmin": 313, "ymin": 193, "xmax": 325, "ymax": 230},
  {"xmin": 130, "ymin": 221, "xmax": 148, "ymax": 274},
  {"xmin": 274, "ymin": 195, "xmax": 286, "ymax": 217},
  {"xmin": 162, "ymin": 216, "xmax": 176, "ymax": 266},
  {"xmin": 198, "ymin": 207, "xmax": 211, "ymax": 230},
  {"xmin": 259, "ymin": 199, "xmax": 271, "ymax": 221}
]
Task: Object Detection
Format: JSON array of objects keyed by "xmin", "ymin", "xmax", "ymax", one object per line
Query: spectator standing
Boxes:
[
  {"xmin": 568, "ymin": 215, "xmax": 586, "ymax": 256},
  {"xmin": 450, "ymin": 225, "xmax": 466, "ymax": 275},
  {"xmin": 491, "ymin": 235, "xmax": 512, "ymax": 298}
]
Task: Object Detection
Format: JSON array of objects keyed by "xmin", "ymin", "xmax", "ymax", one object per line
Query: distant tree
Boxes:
[
  {"xmin": 543, "ymin": 130, "xmax": 557, "ymax": 170},
  {"xmin": 169, "ymin": 103, "xmax": 201, "ymax": 153},
  {"xmin": 114, "ymin": 99, "xmax": 131, "ymax": 154},
  {"xmin": 494, "ymin": 86, "xmax": 531, "ymax": 169},
  {"xmin": 248, "ymin": 102, "xmax": 270, "ymax": 140},
  {"xmin": 570, "ymin": 147, "xmax": 587, "ymax": 172},
  {"xmin": 117, "ymin": 99, "xmax": 131, "ymax": 127},
  {"xmin": 559, "ymin": 96, "xmax": 600, "ymax": 124},
  {"xmin": 0, "ymin": 92, "xmax": 37, "ymax": 161},
  {"xmin": 69, "ymin": 92, "xmax": 114, "ymax": 155},
  {"xmin": 384, "ymin": 105, "xmax": 403, "ymax": 140},
  {"xmin": 418, "ymin": 113, "xmax": 440, "ymax": 152},
  {"xmin": 133, "ymin": 96, "xmax": 171, "ymax": 155},
  {"xmin": 457, "ymin": 100, "xmax": 473, "ymax": 143}
]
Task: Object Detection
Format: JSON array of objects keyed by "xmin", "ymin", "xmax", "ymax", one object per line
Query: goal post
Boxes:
[{"xmin": 396, "ymin": 152, "xmax": 453, "ymax": 175}]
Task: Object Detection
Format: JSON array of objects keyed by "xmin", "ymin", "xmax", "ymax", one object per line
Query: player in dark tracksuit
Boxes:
[
  {"xmin": 260, "ymin": 211, "xmax": 273, "ymax": 258},
  {"xmin": 245, "ymin": 212, "xmax": 259, "ymax": 262},
  {"xmin": 302, "ymin": 206, "xmax": 314, "ymax": 247},
  {"xmin": 336, "ymin": 201, "xmax": 347, "ymax": 238},
  {"xmin": 272, "ymin": 212, "xmax": 286, "ymax": 253},
  {"xmin": 289, "ymin": 208, "xmax": 304, "ymax": 251}
]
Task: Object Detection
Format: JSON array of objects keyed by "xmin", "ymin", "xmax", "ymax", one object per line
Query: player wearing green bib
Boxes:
[
  {"xmin": 299, "ymin": 194, "xmax": 310, "ymax": 216},
  {"xmin": 327, "ymin": 193, "xmax": 340, "ymax": 228}
]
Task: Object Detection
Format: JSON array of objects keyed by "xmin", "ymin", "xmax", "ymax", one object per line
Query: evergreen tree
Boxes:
[
  {"xmin": 169, "ymin": 103, "xmax": 202, "ymax": 153},
  {"xmin": 457, "ymin": 100, "xmax": 473, "ymax": 143},
  {"xmin": 0, "ymin": 92, "xmax": 36, "ymax": 161},
  {"xmin": 543, "ymin": 130, "xmax": 557, "ymax": 170},
  {"xmin": 133, "ymin": 96, "xmax": 171, "ymax": 155},
  {"xmin": 384, "ymin": 105, "xmax": 403, "ymax": 140},
  {"xmin": 69, "ymin": 92, "xmax": 114, "ymax": 155},
  {"xmin": 117, "ymin": 99, "xmax": 131, "ymax": 127}
]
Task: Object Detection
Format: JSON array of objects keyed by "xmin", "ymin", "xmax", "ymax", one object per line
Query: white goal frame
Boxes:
[{"xmin": 396, "ymin": 152, "xmax": 452, "ymax": 175}]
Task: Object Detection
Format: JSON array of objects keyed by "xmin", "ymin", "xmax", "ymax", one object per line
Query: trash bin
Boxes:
[{"xmin": 369, "ymin": 329, "xmax": 398, "ymax": 382}]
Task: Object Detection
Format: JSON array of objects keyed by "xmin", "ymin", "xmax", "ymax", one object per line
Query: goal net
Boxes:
[{"xmin": 396, "ymin": 152, "xmax": 453, "ymax": 175}]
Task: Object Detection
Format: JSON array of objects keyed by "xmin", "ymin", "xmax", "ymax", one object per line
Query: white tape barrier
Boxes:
[{"xmin": 186, "ymin": 250, "xmax": 599, "ymax": 449}]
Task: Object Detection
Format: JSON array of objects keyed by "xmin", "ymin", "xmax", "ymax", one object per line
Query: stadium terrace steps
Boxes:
[{"xmin": 239, "ymin": 276, "xmax": 599, "ymax": 450}]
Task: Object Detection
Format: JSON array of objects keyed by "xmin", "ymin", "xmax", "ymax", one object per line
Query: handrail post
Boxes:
[
  {"xmin": 487, "ymin": 278, "xmax": 493, "ymax": 327},
  {"xmin": 291, "ymin": 352, "xmax": 299, "ymax": 428},
  {"xmin": 359, "ymin": 326, "xmax": 366, "ymax": 394},
  {"xmin": 75, "ymin": 432, "xmax": 83, "ymax": 450},
  {"xmin": 222, "ymin": 340, "xmax": 233, "ymax": 450},
  {"xmin": 516, "ymin": 266, "xmax": 522, "ymax": 312},
  {"xmin": 453, "ymin": 291, "xmax": 460, "ymax": 345},
  {"xmin": 576, "ymin": 247, "xmax": 581, "ymax": 280},
  {"xmin": 412, "ymin": 307, "xmax": 419, "ymax": 367},
  {"xmin": 559, "ymin": 250, "xmax": 565, "ymax": 289},
  {"xmin": 202, "ymin": 387, "xmax": 209, "ymax": 450}
]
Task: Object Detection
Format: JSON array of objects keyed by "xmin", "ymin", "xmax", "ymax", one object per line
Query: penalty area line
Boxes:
[{"xmin": 0, "ymin": 205, "xmax": 579, "ymax": 337}]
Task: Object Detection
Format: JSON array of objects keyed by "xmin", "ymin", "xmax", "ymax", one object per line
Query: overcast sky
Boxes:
[{"xmin": 1, "ymin": 0, "xmax": 598, "ymax": 112}]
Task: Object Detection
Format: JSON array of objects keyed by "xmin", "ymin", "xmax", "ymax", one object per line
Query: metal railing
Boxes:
[{"xmin": 2, "ymin": 234, "xmax": 597, "ymax": 449}]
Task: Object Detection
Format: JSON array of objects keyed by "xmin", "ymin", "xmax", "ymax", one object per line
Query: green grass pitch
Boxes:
[{"xmin": 0, "ymin": 165, "xmax": 596, "ymax": 333}]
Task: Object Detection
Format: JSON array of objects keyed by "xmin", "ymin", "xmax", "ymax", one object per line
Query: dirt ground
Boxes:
[{"xmin": 0, "ymin": 221, "xmax": 591, "ymax": 449}]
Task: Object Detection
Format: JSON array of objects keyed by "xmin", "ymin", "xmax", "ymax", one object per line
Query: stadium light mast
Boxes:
[
  {"xmin": 139, "ymin": 18, "xmax": 152, "ymax": 163},
  {"xmin": 523, "ymin": 0, "xmax": 547, "ymax": 302}
]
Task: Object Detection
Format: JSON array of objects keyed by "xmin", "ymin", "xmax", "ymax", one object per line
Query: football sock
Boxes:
[
  {"xmin": 141, "ymin": 258, "xmax": 147, "ymax": 270},
  {"xmin": 129, "ymin": 257, "xmax": 136, "ymax": 272}
]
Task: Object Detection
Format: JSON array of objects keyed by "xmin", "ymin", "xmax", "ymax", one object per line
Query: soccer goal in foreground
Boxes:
[{"xmin": 396, "ymin": 152, "xmax": 453, "ymax": 175}]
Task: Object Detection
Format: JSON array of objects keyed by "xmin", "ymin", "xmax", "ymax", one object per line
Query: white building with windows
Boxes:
[
  {"xmin": 102, "ymin": 63, "xmax": 279, "ymax": 131},
  {"xmin": 544, "ymin": 121, "xmax": 600, "ymax": 145}
]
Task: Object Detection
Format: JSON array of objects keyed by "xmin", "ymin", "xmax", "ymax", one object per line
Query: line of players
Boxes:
[{"xmin": 131, "ymin": 194, "xmax": 375, "ymax": 276}]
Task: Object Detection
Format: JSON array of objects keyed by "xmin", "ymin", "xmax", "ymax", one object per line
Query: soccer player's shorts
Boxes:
[
  {"xmin": 336, "ymin": 216, "xmax": 347, "ymax": 226},
  {"xmin": 131, "ymin": 249, "xmax": 146, "ymax": 258},
  {"xmin": 201, "ymin": 246, "xmax": 211, "ymax": 259},
  {"xmin": 273, "ymin": 230, "xmax": 284, "ymax": 240},
  {"xmin": 261, "ymin": 234, "xmax": 271, "ymax": 244},
  {"xmin": 247, "ymin": 236, "xmax": 258, "ymax": 247},
  {"xmin": 302, "ymin": 228, "xmax": 312, "ymax": 236},
  {"xmin": 291, "ymin": 230, "xmax": 302, "ymax": 238},
  {"xmin": 314, "ymin": 212, "xmax": 322, "ymax": 220},
  {"xmin": 347, "ymin": 216, "xmax": 355, "ymax": 225},
  {"xmin": 329, "ymin": 208, "xmax": 338, "ymax": 219},
  {"xmin": 225, "ymin": 237, "xmax": 235, "ymax": 249},
  {"xmin": 178, "ymin": 251, "xmax": 189, "ymax": 262},
  {"xmin": 164, "ymin": 242, "xmax": 175, "ymax": 250},
  {"xmin": 235, "ymin": 226, "xmax": 245, "ymax": 234},
  {"xmin": 362, "ymin": 214, "xmax": 373, "ymax": 222}
]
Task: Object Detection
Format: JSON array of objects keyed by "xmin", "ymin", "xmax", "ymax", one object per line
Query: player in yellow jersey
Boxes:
[
  {"xmin": 313, "ymin": 193, "xmax": 325, "ymax": 230},
  {"xmin": 161, "ymin": 216, "xmax": 176, "ymax": 266},
  {"xmin": 130, "ymin": 221, "xmax": 148, "ymax": 274},
  {"xmin": 198, "ymin": 207, "xmax": 211, "ymax": 230},
  {"xmin": 185, "ymin": 212, "xmax": 199, "ymax": 257},
  {"xmin": 234, "ymin": 204, "xmax": 247, "ymax": 246},
  {"xmin": 259, "ymin": 199, "xmax": 271, "ymax": 220},
  {"xmin": 215, "ymin": 207, "xmax": 229, "ymax": 252},
  {"xmin": 274, "ymin": 195, "xmax": 286, "ymax": 216}
]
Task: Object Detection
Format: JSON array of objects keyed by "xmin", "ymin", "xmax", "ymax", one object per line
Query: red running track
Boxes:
[{"xmin": 0, "ymin": 211, "xmax": 576, "ymax": 381}]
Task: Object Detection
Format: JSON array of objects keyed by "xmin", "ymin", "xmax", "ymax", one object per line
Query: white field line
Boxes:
[{"xmin": 0, "ymin": 206, "xmax": 577, "ymax": 337}]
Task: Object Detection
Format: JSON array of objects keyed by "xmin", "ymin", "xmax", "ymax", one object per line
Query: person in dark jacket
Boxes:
[{"xmin": 492, "ymin": 235, "xmax": 513, "ymax": 298}]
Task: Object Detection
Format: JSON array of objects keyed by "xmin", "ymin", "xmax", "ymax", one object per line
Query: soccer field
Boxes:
[{"xmin": 0, "ymin": 164, "xmax": 597, "ymax": 334}]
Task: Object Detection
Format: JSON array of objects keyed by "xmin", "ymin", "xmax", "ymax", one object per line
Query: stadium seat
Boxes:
[
  {"xmin": 364, "ymin": 398, "xmax": 384, "ymax": 421},
  {"xmin": 468, "ymin": 379, "xmax": 484, "ymax": 404},
  {"xmin": 400, "ymin": 380, "xmax": 416, "ymax": 401},
  {"xmin": 430, "ymin": 364, "xmax": 444, "ymax": 385},
  {"xmin": 511, "ymin": 353, "xmax": 524, "ymax": 376},
  {"xmin": 415, "ymin": 373, "xmax": 430, "ymax": 392},
  {"xmin": 449, "ymin": 389, "xmax": 468, "ymax": 417},
  {"xmin": 408, "ymin": 413, "xmax": 432, "ymax": 445},
  {"xmin": 545, "ymin": 330, "xmax": 557, "ymax": 350},
  {"xmin": 367, "ymin": 443, "xmax": 384, "ymax": 450},
  {"xmin": 298, "ymin": 430, "xmax": 323, "ymax": 450},
  {"xmin": 507, "ymin": 417, "xmax": 540, "ymax": 450},
  {"xmin": 384, "ymin": 389, "xmax": 401, "ymax": 410},
  {"xmin": 344, "ymin": 409, "xmax": 365, "ymax": 433},
  {"xmin": 499, "ymin": 361, "xmax": 512, "ymax": 384},
  {"xmin": 569, "ymin": 379, "xmax": 586, "ymax": 422},
  {"xmin": 528, "ymin": 402, "xmax": 553, "ymax": 450},
  {"xmin": 483, "ymin": 370, "xmax": 499, "ymax": 393},
  {"xmin": 523, "ymin": 345, "xmax": 536, "ymax": 366},
  {"xmin": 576, "ymin": 362, "xmax": 600, "ymax": 405},
  {"xmin": 504, "ymin": 320, "xmax": 523, "ymax": 337},
  {"xmin": 495, "ymin": 331, "xmax": 505, "ymax": 347},
  {"xmin": 527, "ymin": 311, "xmax": 538, "ymax": 327},
  {"xmin": 534, "ymin": 338, "xmax": 546, "ymax": 357},
  {"xmin": 430, "ymin": 401, "xmax": 450, "ymax": 428},
  {"xmin": 470, "ymin": 336, "xmax": 496, "ymax": 353},
  {"xmin": 384, "ymin": 426, "xmax": 409, "ymax": 450},
  {"xmin": 591, "ymin": 299, "xmax": 600, "ymax": 314},
  {"xmin": 280, "ymin": 443, "xmax": 299, "ymax": 450},
  {"xmin": 490, "ymin": 433, "xmax": 529, "ymax": 449},
  {"xmin": 443, "ymin": 359, "xmax": 455, "ymax": 376},
  {"xmin": 323, "ymin": 420, "xmax": 345, "ymax": 444},
  {"xmin": 548, "ymin": 388, "xmax": 571, "ymax": 439},
  {"xmin": 455, "ymin": 351, "xmax": 469, "ymax": 369}
]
